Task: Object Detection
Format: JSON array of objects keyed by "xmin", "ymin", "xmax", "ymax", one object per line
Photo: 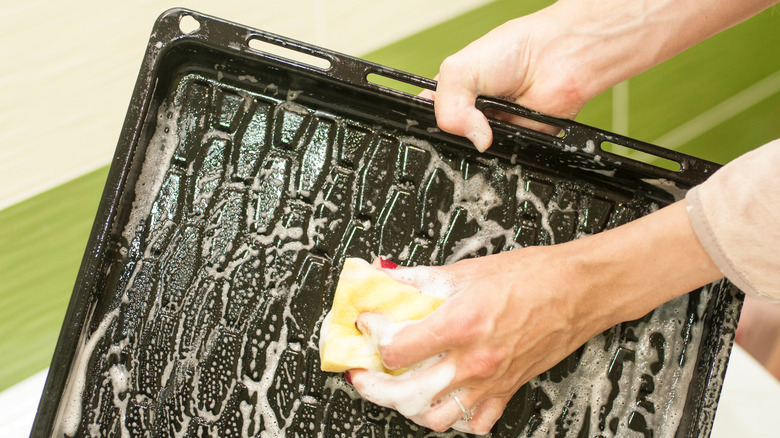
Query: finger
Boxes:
[
  {"xmin": 434, "ymin": 57, "xmax": 492, "ymax": 152},
  {"xmin": 355, "ymin": 311, "xmax": 454, "ymax": 371},
  {"xmin": 452, "ymin": 395, "xmax": 511, "ymax": 435},
  {"xmin": 417, "ymin": 388, "xmax": 483, "ymax": 433},
  {"xmin": 419, "ymin": 88, "xmax": 436, "ymax": 100},
  {"xmin": 348, "ymin": 357, "xmax": 456, "ymax": 420},
  {"xmin": 355, "ymin": 265, "xmax": 464, "ymax": 370},
  {"xmin": 418, "ymin": 73, "xmax": 440, "ymax": 100},
  {"xmin": 366, "ymin": 302, "xmax": 461, "ymax": 370}
]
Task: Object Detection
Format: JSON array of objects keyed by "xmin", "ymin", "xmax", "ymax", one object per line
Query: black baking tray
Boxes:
[{"xmin": 32, "ymin": 8, "xmax": 742, "ymax": 438}]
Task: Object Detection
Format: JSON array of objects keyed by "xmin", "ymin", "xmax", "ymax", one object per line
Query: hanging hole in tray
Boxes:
[
  {"xmin": 247, "ymin": 37, "xmax": 331, "ymax": 70},
  {"xmin": 476, "ymin": 102, "xmax": 566, "ymax": 138},
  {"xmin": 179, "ymin": 15, "xmax": 201, "ymax": 34},
  {"xmin": 484, "ymin": 107, "xmax": 565, "ymax": 138},
  {"xmin": 601, "ymin": 141, "xmax": 681, "ymax": 171},
  {"xmin": 366, "ymin": 72, "xmax": 426, "ymax": 97}
]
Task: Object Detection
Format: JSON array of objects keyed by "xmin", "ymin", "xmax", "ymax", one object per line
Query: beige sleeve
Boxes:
[{"xmin": 686, "ymin": 139, "xmax": 780, "ymax": 302}]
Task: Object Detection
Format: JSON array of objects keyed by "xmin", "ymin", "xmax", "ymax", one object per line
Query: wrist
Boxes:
[
  {"xmin": 533, "ymin": 0, "xmax": 779, "ymax": 104},
  {"xmin": 565, "ymin": 201, "xmax": 723, "ymax": 335},
  {"xmin": 530, "ymin": 0, "xmax": 665, "ymax": 102}
]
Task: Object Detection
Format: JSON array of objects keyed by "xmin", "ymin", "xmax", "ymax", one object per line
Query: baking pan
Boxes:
[{"xmin": 32, "ymin": 8, "xmax": 741, "ymax": 437}]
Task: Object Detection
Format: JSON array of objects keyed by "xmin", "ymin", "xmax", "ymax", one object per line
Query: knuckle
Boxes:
[
  {"xmin": 465, "ymin": 349, "xmax": 502, "ymax": 379},
  {"xmin": 470, "ymin": 397, "xmax": 508, "ymax": 435},
  {"xmin": 421, "ymin": 411, "xmax": 451, "ymax": 433},
  {"xmin": 458, "ymin": 309, "xmax": 483, "ymax": 334},
  {"xmin": 439, "ymin": 54, "xmax": 464, "ymax": 77},
  {"xmin": 377, "ymin": 344, "xmax": 401, "ymax": 369},
  {"xmin": 434, "ymin": 106, "xmax": 468, "ymax": 132},
  {"xmin": 471, "ymin": 419, "xmax": 496, "ymax": 436}
]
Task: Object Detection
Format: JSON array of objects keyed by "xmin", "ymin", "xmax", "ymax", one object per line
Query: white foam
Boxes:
[
  {"xmin": 384, "ymin": 265, "xmax": 465, "ymax": 300},
  {"xmin": 519, "ymin": 289, "xmax": 708, "ymax": 436},
  {"xmin": 53, "ymin": 307, "xmax": 120, "ymax": 437},
  {"xmin": 107, "ymin": 364, "xmax": 132, "ymax": 438},
  {"xmin": 641, "ymin": 177, "xmax": 688, "ymax": 201},
  {"xmin": 398, "ymin": 136, "xmax": 540, "ymax": 261},
  {"xmin": 356, "ymin": 355, "xmax": 455, "ymax": 420},
  {"xmin": 55, "ymin": 92, "xmax": 716, "ymax": 436},
  {"xmin": 121, "ymin": 101, "xmax": 182, "ymax": 244},
  {"xmin": 241, "ymin": 294, "xmax": 307, "ymax": 438}
]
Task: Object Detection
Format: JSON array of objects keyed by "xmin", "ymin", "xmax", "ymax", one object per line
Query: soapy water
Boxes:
[
  {"xmin": 49, "ymin": 72, "xmax": 739, "ymax": 437},
  {"xmin": 379, "ymin": 264, "xmax": 464, "ymax": 300}
]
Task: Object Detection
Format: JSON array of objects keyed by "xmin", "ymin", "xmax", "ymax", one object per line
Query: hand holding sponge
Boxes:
[{"xmin": 319, "ymin": 258, "xmax": 444, "ymax": 374}]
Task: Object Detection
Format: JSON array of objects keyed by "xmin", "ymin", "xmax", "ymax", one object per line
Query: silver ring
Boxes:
[{"xmin": 452, "ymin": 394, "xmax": 473, "ymax": 422}]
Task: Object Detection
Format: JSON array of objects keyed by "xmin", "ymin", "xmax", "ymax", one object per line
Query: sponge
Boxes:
[{"xmin": 319, "ymin": 258, "xmax": 444, "ymax": 374}]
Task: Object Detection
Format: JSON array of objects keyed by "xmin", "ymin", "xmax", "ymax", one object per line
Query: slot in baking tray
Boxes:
[{"xmin": 32, "ymin": 9, "xmax": 741, "ymax": 438}]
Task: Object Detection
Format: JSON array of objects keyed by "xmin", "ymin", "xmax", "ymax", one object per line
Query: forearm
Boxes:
[
  {"xmin": 530, "ymin": 0, "xmax": 779, "ymax": 102},
  {"xmin": 560, "ymin": 200, "xmax": 723, "ymax": 339}
]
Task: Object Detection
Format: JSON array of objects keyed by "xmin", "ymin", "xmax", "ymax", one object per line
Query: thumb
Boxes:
[
  {"xmin": 434, "ymin": 58, "xmax": 493, "ymax": 152},
  {"xmin": 418, "ymin": 73, "xmax": 439, "ymax": 101},
  {"xmin": 356, "ymin": 303, "xmax": 455, "ymax": 370}
]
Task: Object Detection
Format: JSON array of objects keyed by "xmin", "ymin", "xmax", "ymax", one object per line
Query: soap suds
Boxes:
[
  {"xmin": 122, "ymin": 101, "xmax": 182, "ymax": 244},
  {"xmin": 54, "ymin": 74, "xmax": 731, "ymax": 437},
  {"xmin": 383, "ymin": 265, "xmax": 464, "ymax": 300},
  {"xmin": 353, "ymin": 355, "xmax": 455, "ymax": 420},
  {"xmin": 54, "ymin": 307, "xmax": 120, "ymax": 437}
]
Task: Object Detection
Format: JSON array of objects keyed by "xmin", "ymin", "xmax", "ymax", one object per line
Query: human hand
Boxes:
[
  {"xmin": 423, "ymin": 0, "xmax": 779, "ymax": 152},
  {"xmin": 346, "ymin": 201, "xmax": 722, "ymax": 434},
  {"xmin": 421, "ymin": 8, "xmax": 593, "ymax": 152},
  {"xmin": 348, "ymin": 248, "xmax": 611, "ymax": 434}
]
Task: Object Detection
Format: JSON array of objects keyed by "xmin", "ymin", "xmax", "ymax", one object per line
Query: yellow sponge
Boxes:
[{"xmin": 319, "ymin": 258, "xmax": 444, "ymax": 374}]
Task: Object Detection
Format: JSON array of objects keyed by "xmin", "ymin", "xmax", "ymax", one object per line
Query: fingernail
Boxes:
[
  {"xmin": 379, "ymin": 257, "xmax": 398, "ymax": 269},
  {"xmin": 344, "ymin": 371, "xmax": 352, "ymax": 385}
]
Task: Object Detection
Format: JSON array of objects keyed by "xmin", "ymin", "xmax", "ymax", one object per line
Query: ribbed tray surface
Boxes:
[{"xmin": 48, "ymin": 71, "xmax": 738, "ymax": 437}]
